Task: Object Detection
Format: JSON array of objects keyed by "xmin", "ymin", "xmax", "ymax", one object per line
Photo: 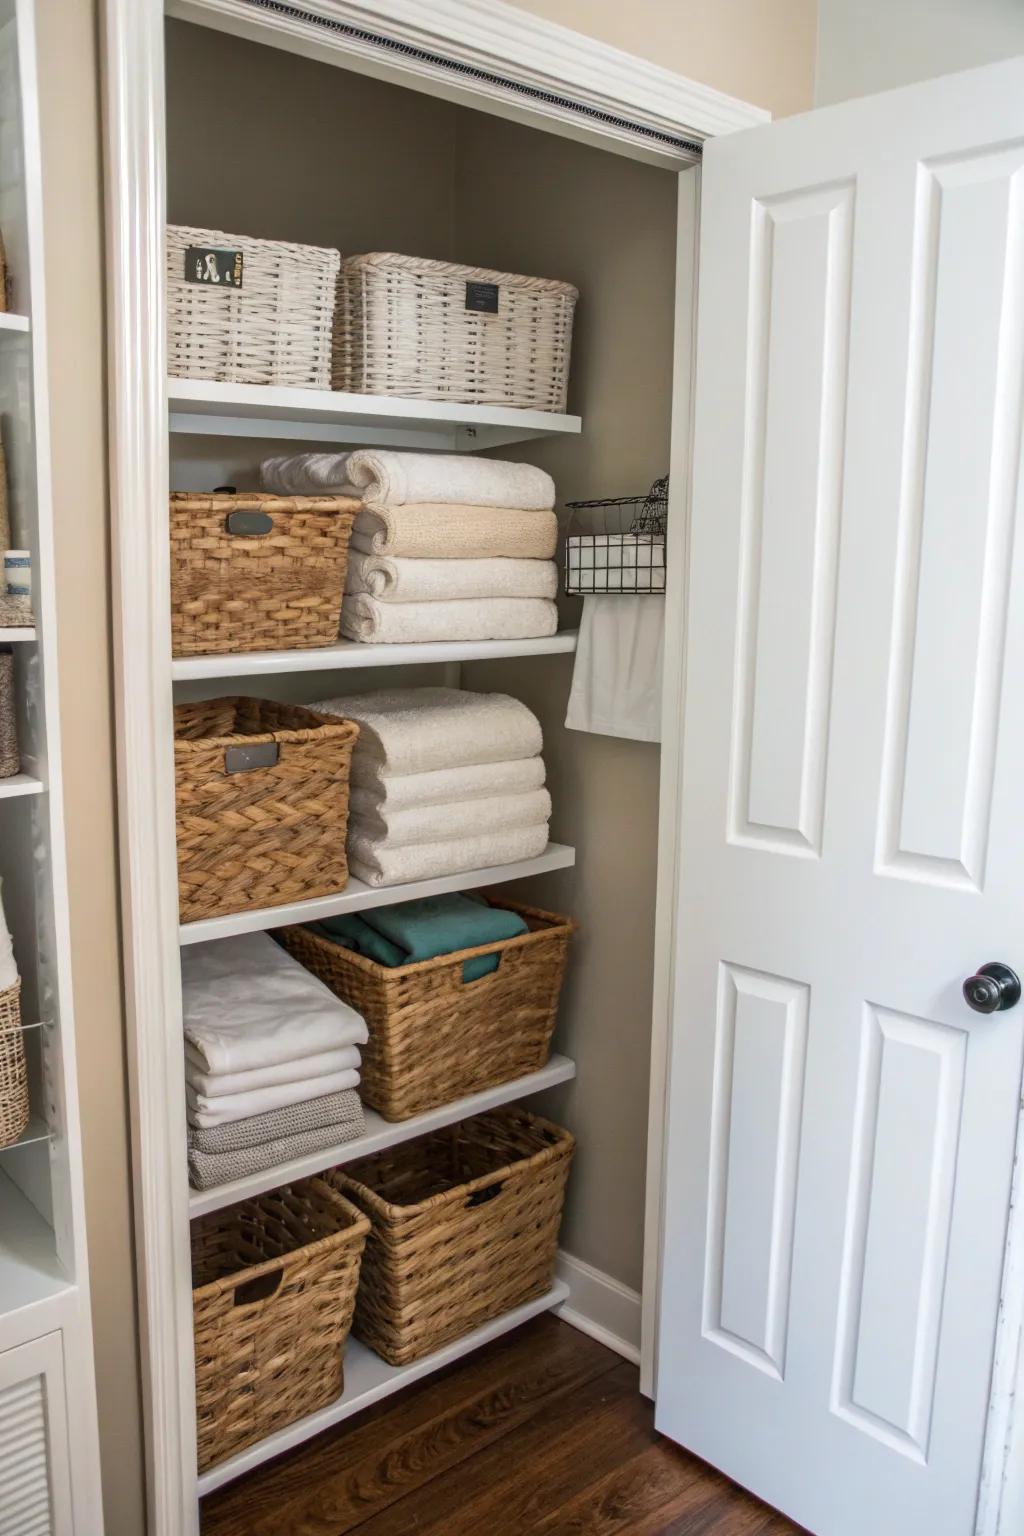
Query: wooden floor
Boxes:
[{"xmin": 200, "ymin": 1315, "xmax": 804, "ymax": 1535}]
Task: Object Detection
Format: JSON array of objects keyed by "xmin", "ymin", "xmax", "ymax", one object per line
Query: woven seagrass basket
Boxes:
[
  {"xmin": 169, "ymin": 491, "xmax": 358, "ymax": 657},
  {"xmin": 174, "ymin": 698, "xmax": 358, "ymax": 922},
  {"xmin": 167, "ymin": 224, "xmax": 340, "ymax": 388},
  {"xmin": 0, "ymin": 649, "xmax": 19, "ymax": 777},
  {"xmin": 278, "ymin": 900, "xmax": 575, "ymax": 1122},
  {"xmin": 331, "ymin": 1106, "xmax": 574, "ymax": 1366},
  {"xmin": 192, "ymin": 1178, "xmax": 369, "ymax": 1472},
  {"xmin": 0, "ymin": 981, "xmax": 28, "ymax": 1149},
  {"xmin": 332, "ymin": 252, "xmax": 578, "ymax": 411}
]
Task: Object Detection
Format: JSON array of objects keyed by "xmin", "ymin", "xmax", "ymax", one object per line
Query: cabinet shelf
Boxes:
[
  {"xmin": 0, "ymin": 1168, "xmax": 72, "ymax": 1320},
  {"xmin": 0, "ymin": 774, "xmax": 43, "ymax": 799},
  {"xmin": 171, "ymin": 630, "xmax": 578, "ymax": 682},
  {"xmin": 179, "ymin": 841, "xmax": 576, "ymax": 946},
  {"xmin": 0, "ymin": 312, "xmax": 30, "ymax": 337},
  {"xmin": 196, "ymin": 1280, "xmax": 569, "ymax": 1495},
  {"xmin": 188, "ymin": 1052, "xmax": 576, "ymax": 1218},
  {"xmin": 168, "ymin": 377, "xmax": 582, "ymax": 451},
  {"xmin": 0, "ymin": 627, "xmax": 36, "ymax": 642}
]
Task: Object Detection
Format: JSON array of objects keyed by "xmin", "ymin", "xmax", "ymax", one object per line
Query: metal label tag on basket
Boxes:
[
  {"xmin": 185, "ymin": 247, "xmax": 244, "ymax": 288},
  {"xmin": 465, "ymin": 280, "xmax": 499, "ymax": 314},
  {"xmin": 224, "ymin": 743, "xmax": 278, "ymax": 774}
]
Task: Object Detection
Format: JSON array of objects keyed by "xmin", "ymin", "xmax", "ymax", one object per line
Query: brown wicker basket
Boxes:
[
  {"xmin": 0, "ymin": 650, "xmax": 19, "ymax": 777},
  {"xmin": 174, "ymin": 698, "xmax": 359, "ymax": 923},
  {"xmin": 278, "ymin": 900, "xmax": 575, "ymax": 1121},
  {"xmin": 332, "ymin": 252, "xmax": 578, "ymax": 411},
  {"xmin": 331, "ymin": 1106, "xmax": 574, "ymax": 1366},
  {"xmin": 0, "ymin": 981, "xmax": 28, "ymax": 1149},
  {"xmin": 170, "ymin": 491, "xmax": 358, "ymax": 658},
  {"xmin": 192, "ymin": 1177, "xmax": 369, "ymax": 1472}
]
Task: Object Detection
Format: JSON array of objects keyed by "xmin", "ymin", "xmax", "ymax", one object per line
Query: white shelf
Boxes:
[
  {"xmin": 0, "ymin": 1115, "xmax": 52, "ymax": 1153},
  {"xmin": 196, "ymin": 1280, "xmax": 569, "ymax": 1494},
  {"xmin": 168, "ymin": 377, "xmax": 582, "ymax": 452},
  {"xmin": 0, "ymin": 1168, "xmax": 72, "ymax": 1320},
  {"xmin": 0, "ymin": 627, "xmax": 36, "ymax": 642},
  {"xmin": 179, "ymin": 840, "xmax": 576, "ymax": 946},
  {"xmin": 0, "ymin": 311, "xmax": 30, "ymax": 336},
  {"xmin": 0, "ymin": 773, "xmax": 43, "ymax": 799},
  {"xmin": 188, "ymin": 1053, "xmax": 576, "ymax": 1218},
  {"xmin": 171, "ymin": 630, "xmax": 579, "ymax": 682}
]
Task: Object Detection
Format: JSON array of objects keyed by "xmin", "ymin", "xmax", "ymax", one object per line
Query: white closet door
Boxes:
[
  {"xmin": 657, "ymin": 56, "xmax": 1024, "ymax": 1536},
  {"xmin": 0, "ymin": 1333, "xmax": 74, "ymax": 1535}
]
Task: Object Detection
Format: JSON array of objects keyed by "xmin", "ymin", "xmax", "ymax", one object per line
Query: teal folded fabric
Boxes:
[{"xmin": 307, "ymin": 894, "xmax": 529, "ymax": 982}]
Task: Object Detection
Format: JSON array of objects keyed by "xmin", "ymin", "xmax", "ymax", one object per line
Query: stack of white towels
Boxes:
[
  {"xmin": 261, "ymin": 449, "xmax": 560, "ymax": 645},
  {"xmin": 182, "ymin": 932, "xmax": 369, "ymax": 1190},
  {"xmin": 312, "ymin": 687, "xmax": 551, "ymax": 887}
]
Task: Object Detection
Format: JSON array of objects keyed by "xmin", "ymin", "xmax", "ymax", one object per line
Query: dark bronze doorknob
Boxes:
[{"xmin": 963, "ymin": 963, "xmax": 1021, "ymax": 1014}]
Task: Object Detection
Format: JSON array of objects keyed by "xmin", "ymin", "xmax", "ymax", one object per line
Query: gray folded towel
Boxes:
[
  {"xmin": 187, "ymin": 1087, "xmax": 365, "ymax": 1154},
  {"xmin": 187, "ymin": 1112, "xmax": 367, "ymax": 1190}
]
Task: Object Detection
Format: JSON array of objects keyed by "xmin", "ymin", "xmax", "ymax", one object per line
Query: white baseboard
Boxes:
[{"xmin": 554, "ymin": 1250, "xmax": 643, "ymax": 1367}]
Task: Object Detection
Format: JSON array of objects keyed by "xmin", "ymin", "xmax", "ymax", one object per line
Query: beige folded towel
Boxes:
[
  {"xmin": 349, "ymin": 756, "xmax": 546, "ymax": 812},
  {"xmin": 311, "ymin": 688, "xmax": 542, "ymax": 776},
  {"xmin": 347, "ymin": 449, "xmax": 555, "ymax": 510},
  {"xmin": 351, "ymin": 504, "xmax": 558, "ymax": 560},
  {"xmin": 340, "ymin": 593, "xmax": 558, "ymax": 644},
  {"xmin": 349, "ymin": 788, "xmax": 552, "ymax": 850},
  {"xmin": 345, "ymin": 549, "xmax": 558, "ymax": 602},
  {"xmin": 349, "ymin": 822, "xmax": 550, "ymax": 888}
]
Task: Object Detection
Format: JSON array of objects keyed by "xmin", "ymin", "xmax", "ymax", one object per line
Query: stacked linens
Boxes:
[
  {"xmin": 312, "ymin": 687, "xmax": 550, "ymax": 887},
  {"xmin": 182, "ymin": 931, "xmax": 369, "ymax": 1189}
]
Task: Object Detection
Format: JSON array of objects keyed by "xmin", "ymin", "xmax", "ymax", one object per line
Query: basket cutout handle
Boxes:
[
  {"xmin": 459, "ymin": 953, "xmax": 503, "ymax": 987},
  {"xmin": 225, "ymin": 510, "xmax": 274, "ymax": 537},
  {"xmin": 465, "ymin": 1180, "xmax": 504, "ymax": 1210},
  {"xmin": 225, "ymin": 742, "xmax": 279, "ymax": 774},
  {"xmin": 232, "ymin": 1268, "xmax": 284, "ymax": 1307}
]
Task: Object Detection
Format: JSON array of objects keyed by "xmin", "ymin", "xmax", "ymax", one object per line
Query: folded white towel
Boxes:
[
  {"xmin": 350, "ymin": 788, "xmax": 552, "ymax": 851},
  {"xmin": 565, "ymin": 534, "xmax": 666, "ymax": 594},
  {"xmin": 349, "ymin": 822, "xmax": 550, "ymax": 888},
  {"xmin": 350, "ymin": 505, "xmax": 558, "ymax": 561},
  {"xmin": 345, "ymin": 550, "xmax": 558, "ymax": 602},
  {"xmin": 186, "ymin": 1066, "xmax": 362, "ymax": 1128},
  {"xmin": 260, "ymin": 452, "xmax": 359, "ymax": 497},
  {"xmin": 312, "ymin": 688, "xmax": 542, "ymax": 777},
  {"xmin": 350, "ymin": 756, "xmax": 546, "ymax": 812},
  {"xmin": 0, "ymin": 879, "xmax": 17, "ymax": 993},
  {"xmin": 341, "ymin": 594, "xmax": 558, "ymax": 645},
  {"xmin": 181, "ymin": 932, "xmax": 368, "ymax": 1074},
  {"xmin": 347, "ymin": 450, "xmax": 555, "ymax": 510},
  {"xmin": 185, "ymin": 1043, "xmax": 362, "ymax": 1099}
]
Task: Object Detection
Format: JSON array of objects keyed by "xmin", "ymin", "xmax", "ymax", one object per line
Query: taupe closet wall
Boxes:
[{"xmin": 166, "ymin": 17, "xmax": 675, "ymax": 1295}]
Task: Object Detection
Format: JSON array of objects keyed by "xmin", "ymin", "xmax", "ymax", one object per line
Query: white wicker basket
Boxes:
[
  {"xmin": 167, "ymin": 225, "xmax": 340, "ymax": 389},
  {"xmin": 332, "ymin": 252, "xmax": 578, "ymax": 412}
]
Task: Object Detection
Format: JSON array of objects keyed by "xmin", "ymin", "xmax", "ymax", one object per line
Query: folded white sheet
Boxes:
[
  {"xmin": 181, "ymin": 932, "xmax": 368, "ymax": 1074},
  {"xmin": 350, "ymin": 788, "xmax": 552, "ymax": 850},
  {"xmin": 347, "ymin": 450, "xmax": 555, "ymax": 510},
  {"xmin": 350, "ymin": 504, "xmax": 558, "ymax": 561},
  {"xmin": 312, "ymin": 687, "xmax": 542, "ymax": 777},
  {"xmin": 0, "ymin": 879, "xmax": 17, "ymax": 993},
  {"xmin": 349, "ymin": 756, "xmax": 546, "ymax": 812},
  {"xmin": 186, "ymin": 1066, "xmax": 362, "ymax": 1128},
  {"xmin": 565, "ymin": 534, "xmax": 666, "ymax": 594},
  {"xmin": 349, "ymin": 822, "xmax": 549, "ymax": 888},
  {"xmin": 345, "ymin": 550, "xmax": 558, "ymax": 602},
  {"xmin": 260, "ymin": 452, "xmax": 359, "ymax": 497},
  {"xmin": 341, "ymin": 593, "xmax": 558, "ymax": 645},
  {"xmin": 185, "ymin": 1043, "xmax": 363, "ymax": 1099}
]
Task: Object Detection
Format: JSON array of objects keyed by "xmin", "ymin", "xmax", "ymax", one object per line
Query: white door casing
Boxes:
[{"xmin": 657, "ymin": 55, "xmax": 1024, "ymax": 1536}]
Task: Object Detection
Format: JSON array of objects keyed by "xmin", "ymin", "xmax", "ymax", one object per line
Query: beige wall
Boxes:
[
  {"xmin": 36, "ymin": 5, "xmax": 815, "ymax": 1533},
  {"xmin": 508, "ymin": 0, "xmax": 818, "ymax": 118}
]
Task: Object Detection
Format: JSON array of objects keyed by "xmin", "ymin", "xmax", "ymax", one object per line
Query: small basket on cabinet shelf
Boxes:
[{"xmin": 564, "ymin": 475, "xmax": 668, "ymax": 595}]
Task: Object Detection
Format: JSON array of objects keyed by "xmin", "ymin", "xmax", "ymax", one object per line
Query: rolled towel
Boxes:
[
  {"xmin": 351, "ymin": 504, "xmax": 558, "ymax": 561},
  {"xmin": 349, "ymin": 822, "xmax": 549, "ymax": 889},
  {"xmin": 186, "ymin": 1066, "xmax": 361, "ymax": 1128},
  {"xmin": 188, "ymin": 1114, "xmax": 367, "ymax": 1191},
  {"xmin": 260, "ymin": 451, "xmax": 359, "ymax": 497},
  {"xmin": 347, "ymin": 450, "xmax": 554, "ymax": 510},
  {"xmin": 311, "ymin": 687, "xmax": 542, "ymax": 777},
  {"xmin": 188, "ymin": 1086, "xmax": 364, "ymax": 1154},
  {"xmin": 345, "ymin": 550, "xmax": 558, "ymax": 602},
  {"xmin": 349, "ymin": 787, "xmax": 552, "ymax": 850},
  {"xmin": 185, "ymin": 1042, "xmax": 362, "ymax": 1099},
  {"xmin": 350, "ymin": 756, "xmax": 546, "ymax": 811},
  {"xmin": 340, "ymin": 593, "xmax": 558, "ymax": 645},
  {"xmin": 182, "ymin": 932, "xmax": 368, "ymax": 1074}
]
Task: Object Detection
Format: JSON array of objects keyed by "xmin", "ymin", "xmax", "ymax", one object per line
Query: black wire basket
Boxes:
[{"xmin": 564, "ymin": 476, "xmax": 667, "ymax": 596}]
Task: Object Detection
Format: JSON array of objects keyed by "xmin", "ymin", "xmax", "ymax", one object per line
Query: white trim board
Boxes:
[{"xmin": 555, "ymin": 1250, "xmax": 642, "ymax": 1368}]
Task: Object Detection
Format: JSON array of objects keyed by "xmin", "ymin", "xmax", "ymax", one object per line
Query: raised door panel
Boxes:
[{"xmin": 0, "ymin": 1333, "xmax": 73, "ymax": 1536}]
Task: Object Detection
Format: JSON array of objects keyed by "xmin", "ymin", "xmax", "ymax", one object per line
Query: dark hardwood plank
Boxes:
[
  {"xmin": 524, "ymin": 1440, "xmax": 708, "ymax": 1534},
  {"xmin": 201, "ymin": 1316, "xmax": 620, "ymax": 1536}
]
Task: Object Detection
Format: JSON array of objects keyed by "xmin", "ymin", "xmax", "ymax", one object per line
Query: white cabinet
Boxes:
[{"xmin": 0, "ymin": 1334, "xmax": 74, "ymax": 1536}]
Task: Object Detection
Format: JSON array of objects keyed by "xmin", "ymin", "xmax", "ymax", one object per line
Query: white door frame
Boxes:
[{"xmin": 98, "ymin": 1, "xmax": 762, "ymax": 1530}]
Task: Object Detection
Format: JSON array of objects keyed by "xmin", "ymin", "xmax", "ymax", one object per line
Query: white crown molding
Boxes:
[{"xmin": 165, "ymin": 0, "xmax": 769, "ymax": 167}]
